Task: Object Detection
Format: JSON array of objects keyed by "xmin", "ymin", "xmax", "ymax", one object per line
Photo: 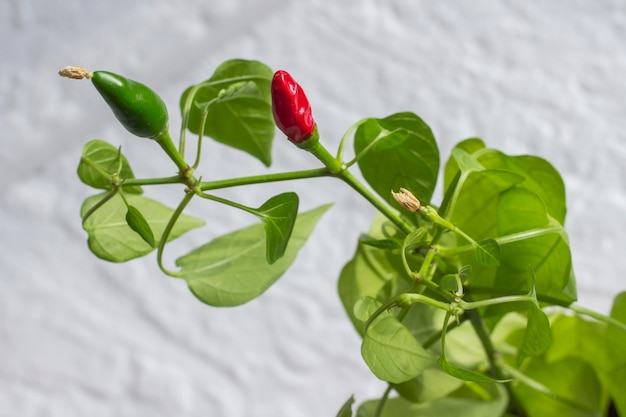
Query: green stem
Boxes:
[
  {"xmin": 439, "ymin": 311, "xmax": 453, "ymax": 357},
  {"xmin": 300, "ymin": 137, "xmax": 343, "ymax": 173},
  {"xmin": 80, "ymin": 155, "xmax": 114, "ymax": 180},
  {"xmin": 463, "ymin": 285, "xmax": 572, "ymax": 307},
  {"xmin": 465, "ymin": 310, "xmax": 508, "ymax": 379},
  {"xmin": 499, "ymin": 360, "xmax": 589, "ymax": 413},
  {"xmin": 400, "ymin": 235, "xmax": 437, "ymax": 282},
  {"xmin": 439, "ymin": 226, "xmax": 566, "ymax": 257},
  {"xmin": 416, "ymin": 246, "xmax": 438, "ymax": 278},
  {"xmin": 155, "ymin": 131, "xmax": 189, "ymax": 173},
  {"xmin": 398, "ymin": 293, "xmax": 453, "ymax": 311},
  {"xmin": 374, "ymin": 385, "xmax": 393, "ymax": 417},
  {"xmin": 421, "ymin": 206, "xmax": 477, "ymax": 246},
  {"xmin": 191, "ymin": 98, "xmax": 218, "ymax": 170},
  {"xmin": 401, "ymin": 243, "xmax": 447, "ymax": 297},
  {"xmin": 196, "ymin": 190, "xmax": 259, "ymax": 217},
  {"xmin": 569, "ymin": 304, "xmax": 626, "ymax": 333},
  {"xmin": 422, "ymin": 314, "xmax": 465, "ymax": 349},
  {"xmin": 409, "ymin": 271, "xmax": 455, "ymax": 302},
  {"xmin": 336, "ymin": 118, "xmax": 367, "ymax": 164},
  {"xmin": 363, "ymin": 296, "xmax": 400, "ymax": 334},
  {"xmin": 339, "ymin": 169, "xmax": 413, "ymax": 235},
  {"xmin": 81, "ymin": 189, "xmax": 118, "ymax": 224},
  {"xmin": 199, "ymin": 168, "xmax": 332, "ymax": 191},
  {"xmin": 156, "ymin": 190, "xmax": 195, "ymax": 278},
  {"xmin": 440, "ymin": 170, "xmax": 467, "ymax": 220},
  {"xmin": 460, "ymin": 295, "xmax": 535, "ymax": 310},
  {"xmin": 465, "ymin": 310, "xmax": 526, "ymax": 416},
  {"xmin": 121, "ymin": 175, "xmax": 185, "ymax": 187},
  {"xmin": 191, "ymin": 121, "xmax": 205, "ymax": 171},
  {"xmin": 415, "ymin": 171, "xmax": 461, "ymax": 276},
  {"xmin": 179, "ymin": 83, "xmax": 204, "ymax": 156},
  {"xmin": 118, "ymin": 190, "xmax": 130, "ymax": 208},
  {"xmin": 362, "ymin": 293, "xmax": 449, "ymax": 335}
]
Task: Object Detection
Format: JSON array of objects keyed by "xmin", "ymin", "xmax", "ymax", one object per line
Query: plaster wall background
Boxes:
[{"xmin": 2, "ymin": 1, "xmax": 626, "ymax": 416}]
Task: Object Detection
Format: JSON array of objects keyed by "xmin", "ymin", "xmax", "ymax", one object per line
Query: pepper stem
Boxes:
[
  {"xmin": 295, "ymin": 129, "xmax": 343, "ymax": 173},
  {"xmin": 154, "ymin": 130, "xmax": 189, "ymax": 173}
]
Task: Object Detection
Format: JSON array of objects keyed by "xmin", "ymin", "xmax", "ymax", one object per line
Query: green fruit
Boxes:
[{"xmin": 91, "ymin": 71, "xmax": 168, "ymax": 139}]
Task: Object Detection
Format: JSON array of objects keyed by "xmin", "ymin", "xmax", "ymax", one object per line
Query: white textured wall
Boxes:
[{"xmin": 2, "ymin": 1, "xmax": 626, "ymax": 416}]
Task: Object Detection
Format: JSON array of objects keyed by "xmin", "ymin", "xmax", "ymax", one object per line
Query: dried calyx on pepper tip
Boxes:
[
  {"xmin": 271, "ymin": 70, "xmax": 316, "ymax": 144},
  {"xmin": 58, "ymin": 66, "xmax": 92, "ymax": 80}
]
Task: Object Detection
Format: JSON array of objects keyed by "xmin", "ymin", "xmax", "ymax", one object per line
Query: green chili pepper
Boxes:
[
  {"xmin": 91, "ymin": 71, "xmax": 169, "ymax": 139},
  {"xmin": 59, "ymin": 66, "xmax": 188, "ymax": 172}
]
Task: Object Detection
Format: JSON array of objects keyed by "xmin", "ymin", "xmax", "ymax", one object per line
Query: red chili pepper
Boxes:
[{"xmin": 271, "ymin": 70, "xmax": 315, "ymax": 143}]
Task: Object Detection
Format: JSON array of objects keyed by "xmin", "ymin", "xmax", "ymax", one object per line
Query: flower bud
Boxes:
[
  {"xmin": 271, "ymin": 70, "xmax": 315, "ymax": 143},
  {"xmin": 391, "ymin": 188, "xmax": 421, "ymax": 212}
]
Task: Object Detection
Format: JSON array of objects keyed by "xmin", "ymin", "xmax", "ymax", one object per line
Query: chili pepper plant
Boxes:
[{"xmin": 59, "ymin": 59, "xmax": 626, "ymax": 417}]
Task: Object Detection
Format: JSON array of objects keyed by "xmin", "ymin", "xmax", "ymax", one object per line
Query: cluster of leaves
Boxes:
[
  {"xmin": 71, "ymin": 58, "xmax": 625, "ymax": 417},
  {"xmin": 77, "ymin": 60, "xmax": 329, "ymax": 307},
  {"xmin": 336, "ymin": 132, "xmax": 626, "ymax": 416}
]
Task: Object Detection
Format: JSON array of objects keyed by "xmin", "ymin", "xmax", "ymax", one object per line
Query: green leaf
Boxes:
[
  {"xmin": 176, "ymin": 204, "xmax": 330, "ymax": 307},
  {"xmin": 81, "ymin": 193, "xmax": 205, "ymax": 262},
  {"xmin": 511, "ymin": 356, "xmax": 602, "ymax": 416},
  {"xmin": 359, "ymin": 238, "xmax": 402, "ymax": 250},
  {"xmin": 353, "ymin": 296, "xmax": 379, "ymax": 323},
  {"xmin": 544, "ymin": 312, "xmax": 605, "ymax": 367},
  {"xmin": 361, "ymin": 299, "xmax": 435, "ymax": 384},
  {"xmin": 180, "ymin": 59, "xmax": 274, "ymax": 166},
  {"xmin": 444, "ymin": 140, "xmax": 566, "ymax": 225},
  {"xmin": 398, "ymin": 226, "xmax": 432, "ymax": 277},
  {"xmin": 354, "ymin": 112, "xmax": 439, "ymax": 211},
  {"xmin": 437, "ymin": 356, "xmax": 503, "ymax": 383},
  {"xmin": 125, "ymin": 205, "xmax": 155, "ymax": 247},
  {"xmin": 443, "ymin": 138, "xmax": 486, "ymax": 192},
  {"xmin": 443, "ymin": 319, "xmax": 496, "ymax": 370},
  {"xmin": 517, "ymin": 303, "xmax": 552, "ymax": 365},
  {"xmin": 446, "ymin": 170, "xmax": 525, "ymax": 243},
  {"xmin": 336, "ymin": 395, "xmax": 355, "ymax": 417},
  {"xmin": 458, "ymin": 265, "xmax": 472, "ymax": 283},
  {"xmin": 439, "ymin": 274, "xmax": 460, "ymax": 293},
  {"xmin": 257, "ymin": 192, "xmax": 299, "ymax": 264},
  {"xmin": 403, "ymin": 227, "xmax": 431, "ymax": 252},
  {"xmin": 393, "ymin": 368, "xmax": 463, "ymax": 403},
  {"xmin": 77, "ymin": 139, "xmax": 142, "ymax": 194},
  {"xmin": 496, "ymin": 311, "xmax": 604, "ymax": 415},
  {"xmin": 356, "ymin": 385, "xmax": 507, "ymax": 417},
  {"xmin": 216, "ymin": 80, "xmax": 256, "ymax": 101},
  {"xmin": 400, "ymin": 302, "xmax": 448, "ymax": 345},
  {"xmin": 473, "ymin": 239, "xmax": 500, "ymax": 267},
  {"xmin": 477, "ymin": 150, "xmax": 567, "ymax": 225},
  {"xmin": 338, "ymin": 215, "xmax": 410, "ymax": 334},
  {"xmin": 447, "ymin": 161, "xmax": 575, "ymax": 306},
  {"xmin": 606, "ymin": 292, "xmax": 626, "ymax": 416},
  {"xmin": 354, "ymin": 123, "xmax": 410, "ymax": 154},
  {"xmin": 497, "ymin": 187, "xmax": 550, "ymax": 235},
  {"xmin": 451, "ymin": 147, "xmax": 485, "ymax": 173},
  {"xmin": 338, "ymin": 248, "xmax": 379, "ymax": 333}
]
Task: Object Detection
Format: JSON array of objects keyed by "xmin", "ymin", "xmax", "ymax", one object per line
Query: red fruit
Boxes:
[{"xmin": 271, "ymin": 70, "xmax": 315, "ymax": 143}]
